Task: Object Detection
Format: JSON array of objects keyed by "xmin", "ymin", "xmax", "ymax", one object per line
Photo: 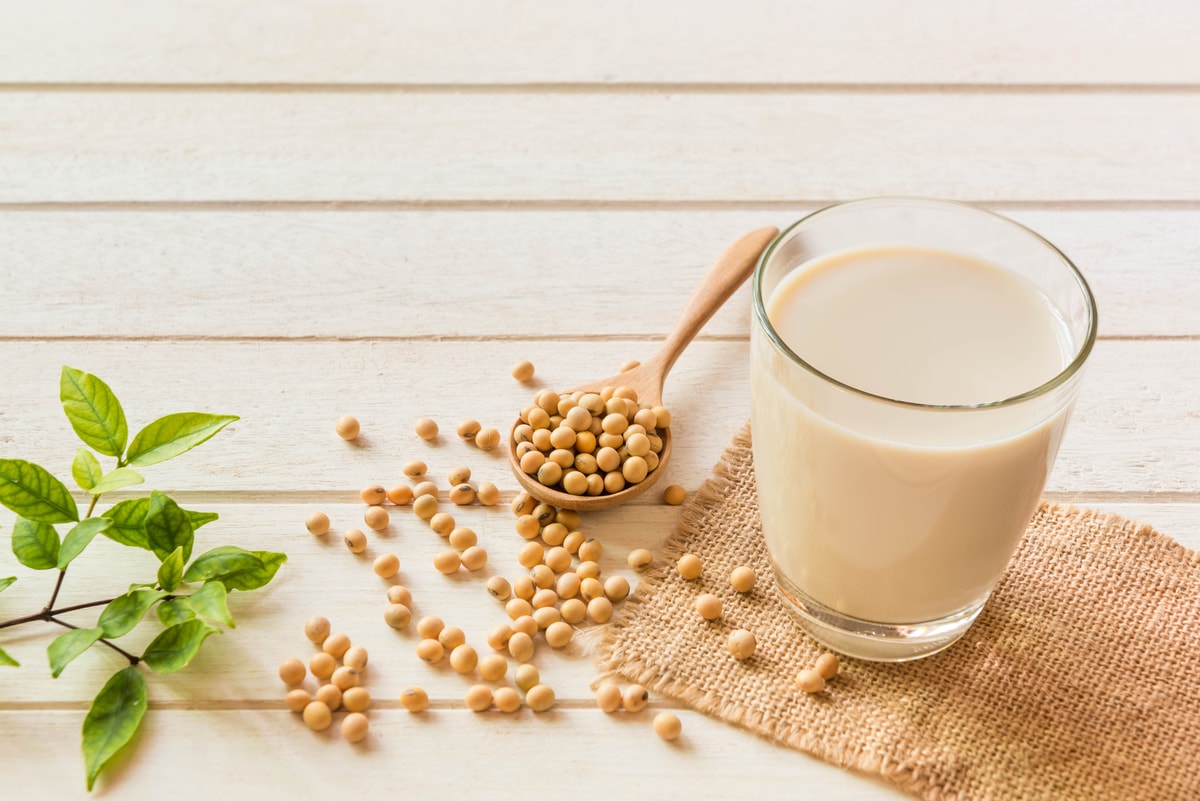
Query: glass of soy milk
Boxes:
[{"xmin": 751, "ymin": 198, "xmax": 1097, "ymax": 661}]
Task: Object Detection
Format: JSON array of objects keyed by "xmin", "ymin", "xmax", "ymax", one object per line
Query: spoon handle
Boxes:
[{"xmin": 644, "ymin": 226, "xmax": 780, "ymax": 382}]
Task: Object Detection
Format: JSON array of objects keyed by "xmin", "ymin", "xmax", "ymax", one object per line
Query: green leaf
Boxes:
[
  {"xmin": 82, "ymin": 666, "xmax": 147, "ymax": 791},
  {"xmin": 11, "ymin": 516, "xmax": 61, "ymax": 570},
  {"xmin": 98, "ymin": 589, "xmax": 168, "ymax": 639},
  {"xmin": 144, "ymin": 491, "xmax": 194, "ymax": 563},
  {"xmin": 57, "ymin": 517, "xmax": 113, "ymax": 569},
  {"xmin": 125, "ymin": 413, "xmax": 238, "ymax": 467},
  {"xmin": 142, "ymin": 619, "xmax": 218, "ymax": 674},
  {"xmin": 185, "ymin": 509, "xmax": 219, "ymax": 530},
  {"xmin": 102, "ymin": 498, "xmax": 151, "ymax": 550},
  {"xmin": 156, "ymin": 599, "xmax": 194, "ymax": 627},
  {"xmin": 0, "ymin": 576, "xmax": 15, "ymax": 593},
  {"xmin": 0, "ymin": 459, "xmax": 79, "ymax": 524},
  {"xmin": 157, "ymin": 546, "xmax": 185, "ymax": 592},
  {"xmin": 0, "ymin": 645, "xmax": 17, "ymax": 667},
  {"xmin": 60, "ymin": 366, "xmax": 128, "ymax": 458},
  {"xmin": 178, "ymin": 581, "xmax": 235, "ymax": 629},
  {"xmin": 72, "ymin": 448, "xmax": 104, "ymax": 492},
  {"xmin": 90, "ymin": 468, "xmax": 144, "ymax": 496},
  {"xmin": 183, "ymin": 546, "xmax": 287, "ymax": 591},
  {"xmin": 48, "ymin": 626, "xmax": 103, "ymax": 678}
]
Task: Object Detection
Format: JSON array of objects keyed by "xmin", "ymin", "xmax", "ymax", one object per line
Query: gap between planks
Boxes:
[
  {"xmin": 2, "ymin": 82, "xmax": 1200, "ymax": 95},
  {"xmin": 0, "ymin": 334, "xmax": 1192, "ymax": 344},
  {"xmin": 3, "ymin": 200, "xmax": 1200, "ymax": 213}
]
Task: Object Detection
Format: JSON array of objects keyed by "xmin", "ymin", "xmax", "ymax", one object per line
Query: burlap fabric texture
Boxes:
[{"xmin": 598, "ymin": 424, "xmax": 1200, "ymax": 801}]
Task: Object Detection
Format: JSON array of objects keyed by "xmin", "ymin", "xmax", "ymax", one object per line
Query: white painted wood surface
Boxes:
[{"xmin": 0, "ymin": 4, "xmax": 1196, "ymax": 800}]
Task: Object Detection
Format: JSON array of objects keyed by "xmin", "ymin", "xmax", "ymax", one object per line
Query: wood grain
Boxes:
[
  {"xmin": 0, "ymin": 1, "xmax": 1196, "ymax": 86},
  {"xmin": 1, "ymin": 92, "xmax": 1199, "ymax": 202},
  {"xmin": 0, "ymin": 340, "xmax": 1195, "ymax": 496},
  {"xmin": 0, "ymin": 209, "xmax": 1195, "ymax": 339}
]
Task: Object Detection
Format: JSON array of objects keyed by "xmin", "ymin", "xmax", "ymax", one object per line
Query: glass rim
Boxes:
[{"xmin": 751, "ymin": 197, "xmax": 1099, "ymax": 411}]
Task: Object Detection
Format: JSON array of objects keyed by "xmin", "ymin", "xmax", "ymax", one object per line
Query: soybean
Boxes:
[
  {"xmin": 545, "ymin": 621, "xmax": 573, "ymax": 649},
  {"xmin": 730, "ymin": 565, "xmax": 757, "ymax": 593},
  {"xmin": 663, "ymin": 485, "xmax": 687, "ymax": 506},
  {"xmin": 506, "ymin": 598, "xmax": 533, "ymax": 620},
  {"xmin": 449, "ymin": 483, "xmax": 476, "ymax": 505},
  {"xmin": 526, "ymin": 684, "xmax": 556, "ymax": 712},
  {"xmin": 493, "ymin": 686, "xmax": 522, "ymax": 713},
  {"xmin": 278, "ymin": 658, "xmax": 306, "ymax": 686},
  {"xmin": 532, "ymin": 606, "xmax": 561, "ymax": 630},
  {"xmin": 815, "ymin": 653, "xmax": 841, "ymax": 681},
  {"xmin": 449, "ymin": 644, "xmax": 478, "ymax": 674},
  {"xmin": 456, "ymin": 420, "xmax": 481, "ymax": 443},
  {"xmin": 486, "ymin": 623, "xmax": 513, "ymax": 650},
  {"xmin": 343, "ymin": 646, "xmax": 369, "ymax": 671},
  {"xmin": 604, "ymin": 575, "xmax": 631, "ymax": 602},
  {"xmin": 400, "ymin": 686, "xmax": 429, "ymax": 713},
  {"xmin": 622, "ymin": 684, "xmax": 649, "ymax": 712},
  {"xmin": 343, "ymin": 528, "xmax": 367, "ymax": 554},
  {"xmin": 476, "ymin": 428, "xmax": 501, "ymax": 451},
  {"xmin": 508, "ymin": 631, "xmax": 535, "ymax": 662},
  {"xmin": 305, "ymin": 512, "xmax": 330, "ymax": 536},
  {"xmin": 414, "ymin": 417, "xmax": 439, "ymax": 440},
  {"xmin": 413, "ymin": 480, "xmax": 439, "ymax": 499},
  {"xmin": 461, "ymin": 545, "xmax": 488, "ymax": 571},
  {"xmin": 478, "ymin": 653, "xmax": 508, "ymax": 681},
  {"xmin": 315, "ymin": 683, "xmax": 342, "ymax": 711},
  {"xmin": 430, "ymin": 512, "xmax": 456, "ymax": 536},
  {"xmin": 413, "ymin": 495, "xmax": 439, "ymax": 520},
  {"xmin": 512, "ymin": 360, "xmax": 536, "ymax": 382},
  {"xmin": 343, "ymin": 686, "xmax": 371, "ymax": 713},
  {"xmin": 654, "ymin": 712, "xmax": 682, "ymax": 742},
  {"xmin": 304, "ymin": 616, "xmax": 331, "ymax": 645},
  {"xmin": 796, "ymin": 669, "xmax": 826, "ymax": 694},
  {"xmin": 433, "ymin": 549, "xmax": 462, "ymax": 574},
  {"xmin": 373, "ymin": 553, "xmax": 400, "ymax": 578},
  {"xmin": 323, "ymin": 632, "xmax": 351, "ymax": 659},
  {"xmin": 476, "ymin": 481, "xmax": 500, "ymax": 506},
  {"xmin": 416, "ymin": 638, "xmax": 445, "ymax": 664},
  {"xmin": 387, "ymin": 585, "xmax": 413, "ymax": 606},
  {"xmin": 403, "ymin": 460, "xmax": 428, "ymax": 479},
  {"xmin": 465, "ymin": 684, "xmax": 494, "ymax": 712},
  {"xmin": 335, "ymin": 415, "xmax": 360, "ymax": 441},
  {"xmin": 486, "ymin": 576, "xmax": 512, "ymax": 601},
  {"xmin": 512, "ymin": 615, "xmax": 538, "ymax": 638},
  {"xmin": 559, "ymin": 598, "xmax": 587, "ymax": 625},
  {"xmin": 309, "ymin": 652, "xmax": 336, "ymax": 680},
  {"xmin": 384, "ymin": 604, "xmax": 412, "ymax": 630},
  {"xmin": 303, "ymin": 701, "xmax": 333, "ymax": 731},
  {"xmin": 595, "ymin": 683, "xmax": 622, "ymax": 713},
  {"xmin": 331, "ymin": 666, "xmax": 360, "ymax": 691},
  {"xmin": 587, "ymin": 596, "xmax": 614, "ymax": 624},
  {"xmin": 627, "ymin": 548, "xmax": 654, "ymax": 571},
  {"xmin": 726, "ymin": 629, "xmax": 757, "ymax": 660},
  {"xmin": 342, "ymin": 712, "xmax": 370, "ymax": 743},
  {"xmin": 438, "ymin": 626, "xmax": 466, "ymax": 650},
  {"xmin": 695, "ymin": 594, "xmax": 723, "ymax": 620},
  {"xmin": 285, "ymin": 688, "xmax": 311, "ymax": 713},
  {"xmin": 677, "ymin": 553, "xmax": 702, "ymax": 580},
  {"xmin": 416, "ymin": 615, "xmax": 445, "ymax": 640},
  {"xmin": 387, "ymin": 484, "xmax": 414, "ymax": 505},
  {"xmin": 360, "ymin": 484, "xmax": 387, "ymax": 505},
  {"xmin": 364, "ymin": 505, "xmax": 390, "ymax": 531}
]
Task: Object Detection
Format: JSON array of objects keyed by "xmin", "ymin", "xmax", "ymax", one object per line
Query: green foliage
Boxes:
[
  {"xmin": 142, "ymin": 620, "xmax": 219, "ymax": 674},
  {"xmin": 82, "ymin": 667, "xmax": 146, "ymax": 792},
  {"xmin": 0, "ymin": 367, "xmax": 284, "ymax": 790},
  {"xmin": 144, "ymin": 492, "xmax": 195, "ymax": 563},
  {"xmin": 98, "ymin": 590, "xmax": 168, "ymax": 639},
  {"xmin": 48, "ymin": 627, "xmax": 104, "ymax": 678},
  {"xmin": 183, "ymin": 546, "xmax": 288, "ymax": 592},
  {"xmin": 157, "ymin": 547, "xmax": 185, "ymax": 593},
  {"xmin": 58, "ymin": 518, "xmax": 113, "ymax": 569},
  {"xmin": 126, "ymin": 413, "xmax": 238, "ymax": 467},
  {"xmin": 0, "ymin": 459, "xmax": 79, "ymax": 524},
  {"xmin": 60, "ymin": 366, "xmax": 129, "ymax": 458},
  {"xmin": 72, "ymin": 448, "xmax": 104, "ymax": 492}
]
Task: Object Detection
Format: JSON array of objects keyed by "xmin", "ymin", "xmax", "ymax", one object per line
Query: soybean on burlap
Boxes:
[{"xmin": 598, "ymin": 424, "xmax": 1200, "ymax": 801}]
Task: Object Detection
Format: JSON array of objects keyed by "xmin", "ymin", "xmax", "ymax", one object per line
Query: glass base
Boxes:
[{"xmin": 772, "ymin": 567, "xmax": 987, "ymax": 662}]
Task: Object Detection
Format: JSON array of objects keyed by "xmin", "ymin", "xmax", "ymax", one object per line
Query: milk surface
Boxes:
[{"xmin": 752, "ymin": 246, "xmax": 1073, "ymax": 624}]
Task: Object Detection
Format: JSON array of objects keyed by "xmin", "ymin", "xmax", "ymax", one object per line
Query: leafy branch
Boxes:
[{"xmin": 0, "ymin": 367, "xmax": 286, "ymax": 790}]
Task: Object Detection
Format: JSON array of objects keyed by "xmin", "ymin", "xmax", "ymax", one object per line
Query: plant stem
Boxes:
[
  {"xmin": 49, "ymin": 618, "xmax": 139, "ymax": 666},
  {"xmin": 44, "ymin": 569, "xmax": 68, "ymax": 613}
]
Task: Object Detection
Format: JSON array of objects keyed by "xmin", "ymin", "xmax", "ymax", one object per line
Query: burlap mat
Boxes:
[{"xmin": 598, "ymin": 424, "xmax": 1200, "ymax": 801}]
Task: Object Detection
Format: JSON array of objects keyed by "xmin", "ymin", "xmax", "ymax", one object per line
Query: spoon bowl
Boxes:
[{"xmin": 507, "ymin": 225, "xmax": 779, "ymax": 511}]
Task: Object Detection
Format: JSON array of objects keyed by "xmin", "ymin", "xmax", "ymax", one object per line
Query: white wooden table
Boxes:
[{"xmin": 1, "ymin": 3, "xmax": 1197, "ymax": 798}]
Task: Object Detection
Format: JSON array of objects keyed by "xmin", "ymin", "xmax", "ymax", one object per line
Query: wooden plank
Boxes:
[
  {"xmin": 0, "ymin": 340, "xmax": 1195, "ymax": 495},
  {"xmin": 1, "ymin": 708, "xmax": 908, "ymax": 800},
  {"xmin": 0, "ymin": 208, "xmax": 1194, "ymax": 338},
  {"xmin": 0, "ymin": 1, "xmax": 1196, "ymax": 86},
  {"xmin": 2, "ymin": 498, "xmax": 1193, "ymax": 706},
  {"xmin": 1, "ymin": 92, "xmax": 1199, "ymax": 202}
]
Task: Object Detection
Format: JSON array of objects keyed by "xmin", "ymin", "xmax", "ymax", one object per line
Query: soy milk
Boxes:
[{"xmin": 751, "ymin": 246, "xmax": 1074, "ymax": 624}]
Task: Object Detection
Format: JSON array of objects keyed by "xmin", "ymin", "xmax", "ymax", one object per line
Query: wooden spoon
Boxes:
[{"xmin": 508, "ymin": 225, "xmax": 780, "ymax": 511}]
